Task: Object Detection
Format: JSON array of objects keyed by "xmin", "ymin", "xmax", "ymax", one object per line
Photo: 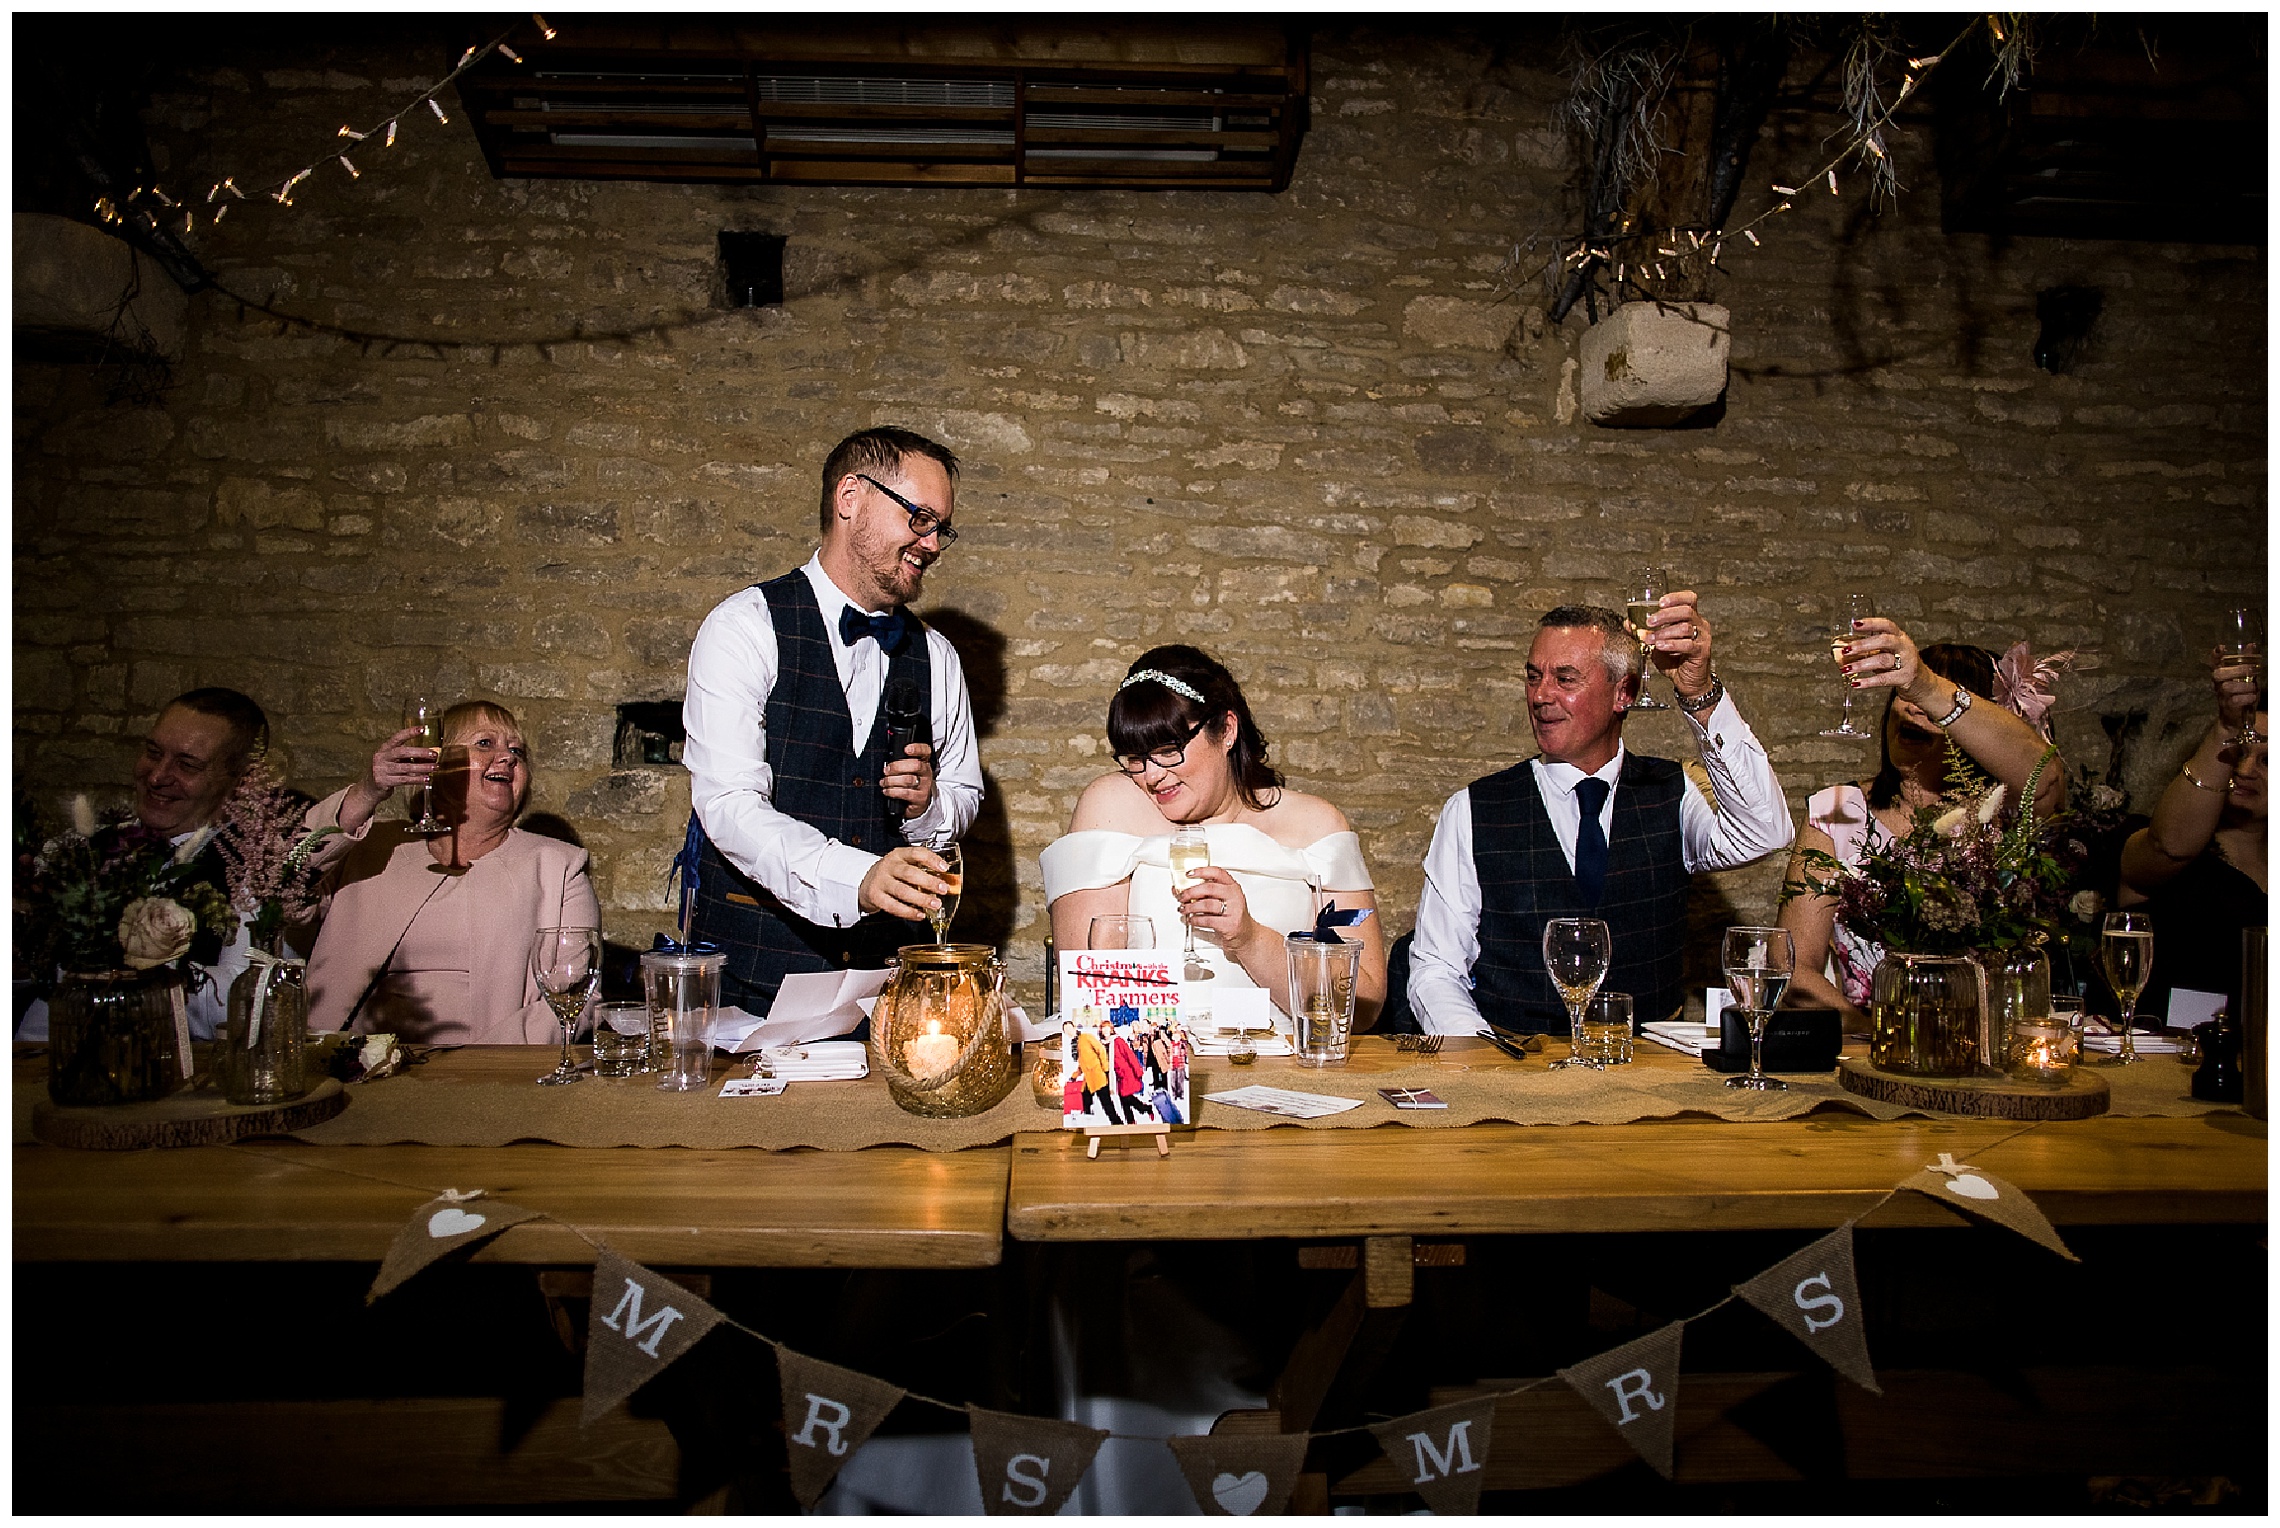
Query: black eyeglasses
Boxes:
[
  {"xmin": 857, "ymin": 474, "xmax": 959, "ymax": 548},
  {"xmin": 1114, "ymin": 719, "xmax": 1208, "ymax": 776}
]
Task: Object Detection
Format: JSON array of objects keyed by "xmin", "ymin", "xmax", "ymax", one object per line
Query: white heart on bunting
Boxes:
[
  {"xmin": 1944, "ymin": 1174, "xmax": 2000, "ymax": 1201},
  {"xmin": 428, "ymin": 1207, "xmax": 489, "ymax": 1238},
  {"xmin": 1211, "ymin": 1471, "xmax": 1270, "ymax": 1516}
]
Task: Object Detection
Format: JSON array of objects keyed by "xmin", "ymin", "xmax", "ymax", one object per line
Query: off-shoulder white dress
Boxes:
[{"xmin": 1040, "ymin": 823, "xmax": 1373, "ymax": 993}]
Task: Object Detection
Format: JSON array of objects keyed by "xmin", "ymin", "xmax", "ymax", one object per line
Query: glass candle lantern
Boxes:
[{"xmin": 872, "ymin": 943, "xmax": 1018, "ymax": 1118}]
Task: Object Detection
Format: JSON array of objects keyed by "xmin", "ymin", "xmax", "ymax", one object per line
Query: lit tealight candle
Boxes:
[{"xmin": 904, "ymin": 1019, "xmax": 961, "ymax": 1081}]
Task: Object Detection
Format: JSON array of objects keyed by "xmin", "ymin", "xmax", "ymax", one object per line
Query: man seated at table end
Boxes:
[
  {"xmin": 18, "ymin": 687, "xmax": 271, "ymax": 1041},
  {"xmin": 1407, "ymin": 598, "xmax": 1794, "ymax": 1036}
]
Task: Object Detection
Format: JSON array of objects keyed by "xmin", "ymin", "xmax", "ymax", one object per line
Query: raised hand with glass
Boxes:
[
  {"xmin": 2218, "ymin": 607, "xmax": 2264, "ymax": 748},
  {"xmin": 402, "ymin": 695, "xmax": 448, "ymax": 833},
  {"xmin": 1722, "ymin": 924, "xmax": 1796, "ymax": 1091},
  {"xmin": 1541, "ymin": 916, "xmax": 1612, "ymax": 1070},
  {"xmin": 531, "ymin": 925, "xmax": 602, "ymax": 1086},
  {"xmin": 1821, "ymin": 594, "xmax": 1878, "ymax": 739},
  {"xmin": 1167, "ymin": 826, "xmax": 1213, "ymax": 980},
  {"xmin": 1624, "ymin": 569, "xmax": 1673, "ymax": 710}
]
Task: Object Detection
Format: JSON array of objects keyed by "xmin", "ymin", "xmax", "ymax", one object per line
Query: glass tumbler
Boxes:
[
  {"xmin": 1287, "ymin": 933, "xmax": 1360, "ymax": 1068},
  {"xmin": 590, "ymin": 1001, "xmax": 651, "ymax": 1077}
]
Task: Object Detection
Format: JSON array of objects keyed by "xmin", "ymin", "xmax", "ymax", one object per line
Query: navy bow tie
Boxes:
[{"xmin": 838, "ymin": 605, "xmax": 909, "ymax": 655}]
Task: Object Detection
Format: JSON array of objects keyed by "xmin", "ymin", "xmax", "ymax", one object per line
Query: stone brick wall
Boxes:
[{"xmin": 15, "ymin": 22, "xmax": 2265, "ymax": 1008}]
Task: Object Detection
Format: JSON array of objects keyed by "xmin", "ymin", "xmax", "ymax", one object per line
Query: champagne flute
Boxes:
[
  {"xmin": 928, "ymin": 843, "xmax": 964, "ymax": 945},
  {"xmin": 1819, "ymin": 594, "xmax": 1877, "ymax": 740},
  {"xmin": 2218, "ymin": 608, "xmax": 2264, "ymax": 748},
  {"xmin": 2098, "ymin": 911, "xmax": 2155, "ymax": 1067},
  {"xmin": 1087, "ymin": 915, "xmax": 1156, "ymax": 950},
  {"xmin": 1542, "ymin": 917, "xmax": 1612, "ymax": 1069},
  {"xmin": 1722, "ymin": 925, "xmax": 1796, "ymax": 1091},
  {"xmin": 403, "ymin": 695, "xmax": 448, "ymax": 834},
  {"xmin": 1625, "ymin": 569, "xmax": 1672, "ymax": 710},
  {"xmin": 1168, "ymin": 827, "xmax": 1212, "ymax": 980},
  {"xmin": 531, "ymin": 926, "xmax": 602, "ymax": 1086}
]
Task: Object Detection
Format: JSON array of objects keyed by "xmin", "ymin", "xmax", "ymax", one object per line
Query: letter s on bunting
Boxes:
[
  {"xmin": 1733, "ymin": 1222, "xmax": 1881, "ymax": 1395},
  {"xmin": 966, "ymin": 1405, "xmax": 1108, "ymax": 1516}
]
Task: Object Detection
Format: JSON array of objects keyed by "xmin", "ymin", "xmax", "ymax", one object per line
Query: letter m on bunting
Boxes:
[
  {"xmin": 581, "ymin": 1245, "xmax": 726, "ymax": 1424},
  {"xmin": 1368, "ymin": 1396, "xmax": 1498, "ymax": 1514}
]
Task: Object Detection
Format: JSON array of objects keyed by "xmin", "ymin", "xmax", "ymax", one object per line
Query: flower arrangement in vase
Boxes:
[
  {"xmin": 19, "ymin": 796, "xmax": 239, "ymax": 1103},
  {"xmin": 210, "ymin": 757, "xmax": 338, "ymax": 1104}
]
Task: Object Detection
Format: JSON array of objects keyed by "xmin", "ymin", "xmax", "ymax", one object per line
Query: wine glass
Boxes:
[
  {"xmin": 927, "ymin": 844, "xmax": 964, "ymax": 945},
  {"xmin": 531, "ymin": 926, "xmax": 602, "ymax": 1086},
  {"xmin": 1819, "ymin": 594, "xmax": 1877, "ymax": 740},
  {"xmin": 1722, "ymin": 925, "xmax": 1797, "ymax": 1091},
  {"xmin": 403, "ymin": 695, "xmax": 448, "ymax": 834},
  {"xmin": 2097, "ymin": 911, "xmax": 2155, "ymax": 1067},
  {"xmin": 1087, "ymin": 915, "xmax": 1156, "ymax": 950},
  {"xmin": 1168, "ymin": 827, "xmax": 1212, "ymax": 980},
  {"xmin": 2218, "ymin": 608, "xmax": 2264, "ymax": 748},
  {"xmin": 1625, "ymin": 569, "xmax": 1672, "ymax": 710},
  {"xmin": 1542, "ymin": 917, "xmax": 1612, "ymax": 1070}
]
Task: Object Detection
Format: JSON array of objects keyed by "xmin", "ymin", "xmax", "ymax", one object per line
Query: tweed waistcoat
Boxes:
[
  {"xmin": 1469, "ymin": 753, "xmax": 1689, "ymax": 1033},
  {"xmin": 688, "ymin": 571, "xmax": 933, "ymax": 1015}
]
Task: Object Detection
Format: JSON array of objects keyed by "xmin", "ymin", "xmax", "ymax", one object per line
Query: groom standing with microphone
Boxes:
[{"xmin": 680, "ymin": 427, "xmax": 983, "ymax": 1020}]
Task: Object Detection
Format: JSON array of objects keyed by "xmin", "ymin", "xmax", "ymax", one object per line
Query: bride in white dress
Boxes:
[{"xmin": 1042, "ymin": 644, "xmax": 1388, "ymax": 1028}]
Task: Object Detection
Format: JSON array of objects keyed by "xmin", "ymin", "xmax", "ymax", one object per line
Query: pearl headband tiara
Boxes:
[{"xmin": 1117, "ymin": 669, "xmax": 1205, "ymax": 704}]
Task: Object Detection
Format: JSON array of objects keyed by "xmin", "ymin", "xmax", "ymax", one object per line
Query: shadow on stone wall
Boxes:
[{"xmin": 923, "ymin": 609, "xmax": 1020, "ymax": 954}]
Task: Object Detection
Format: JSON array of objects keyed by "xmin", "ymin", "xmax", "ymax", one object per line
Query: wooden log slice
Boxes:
[
  {"xmin": 32, "ymin": 1077, "xmax": 348, "ymax": 1150},
  {"xmin": 1836, "ymin": 1057, "xmax": 2110, "ymax": 1120}
]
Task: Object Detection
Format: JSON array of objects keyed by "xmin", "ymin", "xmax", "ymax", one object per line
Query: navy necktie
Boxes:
[
  {"xmin": 837, "ymin": 605, "xmax": 908, "ymax": 656},
  {"xmin": 1572, "ymin": 776, "xmax": 1611, "ymax": 908}
]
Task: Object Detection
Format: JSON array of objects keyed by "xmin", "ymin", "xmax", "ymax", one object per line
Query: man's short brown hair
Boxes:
[
  {"xmin": 162, "ymin": 687, "xmax": 270, "ymax": 773},
  {"xmin": 817, "ymin": 427, "xmax": 960, "ymax": 534}
]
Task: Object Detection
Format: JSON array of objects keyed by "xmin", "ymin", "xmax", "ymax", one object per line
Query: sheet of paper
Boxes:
[
  {"xmin": 1704, "ymin": 988, "xmax": 1733, "ymax": 1026},
  {"xmin": 745, "ymin": 1040, "xmax": 870, "ymax": 1080},
  {"xmin": 1202, "ymin": 1084, "xmax": 1365, "ymax": 1119},
  {"xmin": 2164, "ymin": 987, "xmax": 2226, "ymax": 1031},
  {"xmin": 727, "ymin": 967, "xmax": 893, "ymax": 1051}
]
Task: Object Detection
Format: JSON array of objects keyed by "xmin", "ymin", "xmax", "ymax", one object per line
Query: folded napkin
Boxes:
[
  {"xmin": 2082, "ymin": 1031, "xmax": 2185, "ymax": 1055},
  {"xmin": 1640, "ymin": 1021, "xmax": 1715, "ymax": 1057},
  {"xmin": 1191, "ymin": 1034, "xmax": 1296, "ymax": 1057},
  {"xmin": 747, "ymin": 1041, "xmax": 870, "ymax": 1080}
]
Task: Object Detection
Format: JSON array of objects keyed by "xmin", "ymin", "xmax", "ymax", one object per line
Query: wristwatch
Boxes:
[
  {"xmin": 1932, "ymin": 686, "xmax": 1973, "ymax": 728},
  {"xmin": 1677, "ymin": 673, "xmax": 1725, "ymax": 716}
]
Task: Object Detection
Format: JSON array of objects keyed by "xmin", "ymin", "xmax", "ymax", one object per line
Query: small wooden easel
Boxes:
[{"xmin": 1083, "ymin": 1122, "xmax": 1172, "ymax": 1159}]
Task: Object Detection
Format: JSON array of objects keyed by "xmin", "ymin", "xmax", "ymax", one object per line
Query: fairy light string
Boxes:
[
  {"xmin": 1502, "ymin": 14, "xmax": 2003, "ymax": 313},
  {"xmin": 98, "ymin": 18, "xmax": 546, "ymax": 238}
]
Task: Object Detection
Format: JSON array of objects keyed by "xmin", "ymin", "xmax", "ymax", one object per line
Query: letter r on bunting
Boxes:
[
  {"xmin": 794, "ymin": 1394, "xmax": 854, "ymax": 1456},
  {"xmin": 1603, "ymin": 1367, "xmax": 1666, "ymax": 1425}
]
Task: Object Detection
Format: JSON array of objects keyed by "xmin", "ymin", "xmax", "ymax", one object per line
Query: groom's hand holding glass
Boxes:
[
  {"xmin": 1635, "ymin": 588, "xmax": 1715, "ymax": 704},
  {"xmin": 858, "ymin": 846, "xmax": 957, "ymax": 923}
]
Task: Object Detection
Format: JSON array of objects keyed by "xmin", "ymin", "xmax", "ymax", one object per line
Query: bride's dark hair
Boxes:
[{"xmin": 1106, "ymin": 645, "xmax": 1283, "ymax": 811}]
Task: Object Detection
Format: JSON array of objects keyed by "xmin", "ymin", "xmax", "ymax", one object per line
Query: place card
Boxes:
[
  {"xmin": 718, "ymin": 1076, "xmax": 788, "ymax": 1098},
  {"xmin": 1640, "ymin": 1021, "xmax": 1714, "ymax": 1057},
  {"xmin": 1203, "ymin": 1085, "xmax": 1364, "ymax": 1119},
  {"xmin": 2164, "ymin": 987, "xmax": 2226, "ymax": 1032}
]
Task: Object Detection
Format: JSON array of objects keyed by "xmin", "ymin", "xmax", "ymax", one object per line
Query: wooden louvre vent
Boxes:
[{"xmin": 458, "ymin": 19, "xmax": 1309, "ymax": 191}]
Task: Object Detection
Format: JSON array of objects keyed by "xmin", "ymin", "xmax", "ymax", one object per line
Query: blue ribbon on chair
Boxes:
[{"xmin": 664, "ymin": 815, "xmax": 719, "ymax": 954}]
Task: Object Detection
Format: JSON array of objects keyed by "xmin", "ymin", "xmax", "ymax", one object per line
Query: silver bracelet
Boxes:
[
  {"xmin": 1932, "ymin": 686, "xmax": 1973, "ymax": 728},
  {"xmin": 1676, "ymin": 673, "xmax": 1725, "ymax": 715}
]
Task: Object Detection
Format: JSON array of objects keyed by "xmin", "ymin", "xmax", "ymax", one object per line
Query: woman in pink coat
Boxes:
[{"xmin": 304, "ymin": 701, "xmax": 599, "ymax": 1043}]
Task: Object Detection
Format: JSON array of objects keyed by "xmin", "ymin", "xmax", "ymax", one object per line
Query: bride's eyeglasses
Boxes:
[{"xmin": 1114, "ymin": 719, "xmax": 1208, "ymax": 775}]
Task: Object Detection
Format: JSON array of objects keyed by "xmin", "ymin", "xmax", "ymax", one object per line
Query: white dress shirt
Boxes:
[
  {"xmin": 1407, "ymin": 693, "xmax": 1794, "ymax": 1034},
  {"xmin": 682, "ymin": 554, "xmax": 983, "ymax": 930}
]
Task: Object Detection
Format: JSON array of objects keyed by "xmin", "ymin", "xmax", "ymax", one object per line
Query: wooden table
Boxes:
[
  {"xmin": 15, "ymin": 1047, "xmax": 1010, "ymax": 1269},
  {"xmin": 15, "ymin": 1039, "xmax": 2266, "ymax": 1511},
  {"xmin": 1007, "ymin": 1037, "xmax": 2267, "ymax": 1241}
]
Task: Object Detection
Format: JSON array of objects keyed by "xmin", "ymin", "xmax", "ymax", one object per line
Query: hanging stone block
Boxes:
[{"xmin": 1576, "ymin": 301, "xmax": 1729, "ymax": 427}]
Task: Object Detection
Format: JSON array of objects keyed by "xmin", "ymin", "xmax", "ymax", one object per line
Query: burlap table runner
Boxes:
[{"xmin": 254, "ymin": 1049, "xmax": 2229, "ymax": 1152}]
